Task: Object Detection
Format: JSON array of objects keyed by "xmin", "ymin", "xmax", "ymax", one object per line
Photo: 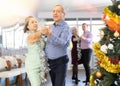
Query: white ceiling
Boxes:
[
  {"xmin": 0, "ymin": 0, "xmax": 112, "ymax": 28},
  {"xmin": 38, "ymin": 0, "xmax": 112, "ymax": 12}
]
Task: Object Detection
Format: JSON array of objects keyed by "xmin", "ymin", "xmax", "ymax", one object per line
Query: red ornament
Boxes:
[
  {"xmin": 108, "ymin": 57, "xmax": 119, "ymax": 64},
  {"xmin": 97, "ymin": 61, "xmax": 101, "ymax": 65},
  {"xmin": 113, "ymin": 58, "xmax": 119, "ymax": 64},
  {"xmin": 105, "ymin": 37, "xmax": 110, "ymax": 40},
  {"xmin": 108, "ymin": 57, "xmax": 112, "ymax": 61}
]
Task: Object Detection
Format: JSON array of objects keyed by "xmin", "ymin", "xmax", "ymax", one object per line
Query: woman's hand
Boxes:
[
  {"xmin": 79, "ymin": 36, "xmax": 82, "ymax": 40},
  {"xmin": 41, "ymin": 26, "xmax": 51, "ymax": 37}
]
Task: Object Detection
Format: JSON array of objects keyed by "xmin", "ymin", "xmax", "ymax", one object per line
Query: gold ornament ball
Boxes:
[
  {"xmin": 119, "ymin": 61, "xmax": 120, "ymax": 64},
  {"xmin": 96, "ymin": 71, "xmax": 102, "ymax": 78},
  {"xmin": 118, "ymin": 4, "xmax": 120, "ymax": 9},
  {"xmin": 114, "ymin": 31, "xmax": 119, "ymax": 37}
]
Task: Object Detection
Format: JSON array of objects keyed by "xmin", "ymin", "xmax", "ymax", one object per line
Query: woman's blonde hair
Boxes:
[
  {"xmin": 24, "ymin": 16, "xmax": 34, "ymax": 33},
  {"xmin": 72, "ymin": 27, "xmax": 77, "ymax": 34}
]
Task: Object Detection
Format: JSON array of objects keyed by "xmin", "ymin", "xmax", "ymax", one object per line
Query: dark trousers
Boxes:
[
  {"xmin": 80, "ymin": 49, "xmax": 92, "ymax": 82},
  {"xmin": 48, "ymin": 55, "xmax": 69, "ymax": 86}
]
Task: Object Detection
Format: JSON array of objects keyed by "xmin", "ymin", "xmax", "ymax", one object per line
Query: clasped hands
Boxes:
[{"xmin": 41, "ymin": 26, "xmax": 51, "ymax": 37}]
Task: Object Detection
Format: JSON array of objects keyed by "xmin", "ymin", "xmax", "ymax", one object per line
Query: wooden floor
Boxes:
[{"xmin": 0, "ymin": 69, "xmax": 92, "ymax": 86}]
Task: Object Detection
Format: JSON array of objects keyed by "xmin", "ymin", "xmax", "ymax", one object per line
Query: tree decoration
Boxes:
[
  {"xmin": 118, "ymin": 4, "xmax": 120, "ymax": 9},
  {"xmin": 102, "ymin": 1, "xmax": 120, "ymax": 32},
  {"xmin": 96, "ymin": 71, "xmax": 102, "ymax": 78},
  {"xmin": 114, "ymin": 31, "xmax": 119, "ymax": 37},
  {"xmin": 97, "ymin": 61, "xmax": 101, "ymax": 65},
  {"xmin": 100, "ymin": 30, "xmax": 104, "ymax": 39},
  {"xmin": 90, "ymin": 0, "xmax": 120, "ymax": 86}
]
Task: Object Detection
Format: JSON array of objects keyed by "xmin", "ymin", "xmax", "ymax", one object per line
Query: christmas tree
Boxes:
[{"xmin": 90, "ymin": 0, "xmax": 120, "ymax": 86}]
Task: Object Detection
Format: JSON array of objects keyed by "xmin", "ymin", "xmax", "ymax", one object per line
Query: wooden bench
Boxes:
[{"xmin": 0, "ymin": 67, "xmax": 26, "ymax": 86}]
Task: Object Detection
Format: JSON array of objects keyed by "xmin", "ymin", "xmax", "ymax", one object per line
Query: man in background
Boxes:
[{"xmin": 79, "ymin": 23, "xmax": 93, "ymax": 85}]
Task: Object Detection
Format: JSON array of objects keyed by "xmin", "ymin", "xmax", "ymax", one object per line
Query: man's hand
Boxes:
[{"xmin": 41, "ymin": 26, "xmax": 51, "ymax": 37}]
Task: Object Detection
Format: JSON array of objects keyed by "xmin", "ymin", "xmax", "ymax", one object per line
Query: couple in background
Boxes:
[
  {"xmin": 71, "ymin": 23, "xmax": 93, "ymax": 85},
  {"xmin": 24, "ymin": 5, "xmax": 72, "ymax": 86}
]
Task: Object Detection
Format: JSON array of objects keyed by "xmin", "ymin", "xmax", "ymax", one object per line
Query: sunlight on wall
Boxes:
[{"xmin": 0, "ymin": 0, "xmax": 39, "ymax": 27}]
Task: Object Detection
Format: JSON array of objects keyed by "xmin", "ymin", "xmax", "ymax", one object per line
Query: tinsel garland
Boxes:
[
  {"xmin": 90, "ymin": 74, "xmax": 95, "ymax": 86},
  {"xmin": 90, "ymin": 43, "xmax": 120, "ymax": 86},
  {"xmin": 104, "ymin": 6, "xmax": 120, "ymax": 23},
  {"xmin": 93, "ymin": 43, "xmax": 120, "ymax": 73}
]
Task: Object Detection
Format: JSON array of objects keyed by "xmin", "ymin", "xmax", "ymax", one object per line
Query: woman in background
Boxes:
[
  {"xmin": 24, "ymin": 16, "xmax": 50, "ymax": 86},
  {"xmin": 71, "ymin": 27, "xmax": 80, "ymax": 84}
]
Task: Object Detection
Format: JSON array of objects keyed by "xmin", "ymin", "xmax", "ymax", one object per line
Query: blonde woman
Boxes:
[
  {"xmin": 24, "ymin": 16, "xmax": 50, "ymax": 86},
  {"xmin": 71, "ymin": 27, "xmax": 80, "ymax": 84}
]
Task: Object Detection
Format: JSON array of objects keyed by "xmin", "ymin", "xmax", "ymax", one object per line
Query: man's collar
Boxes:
[{"xmin": 53, "ymin": 20, "xmax": 65, "ymax": 26}]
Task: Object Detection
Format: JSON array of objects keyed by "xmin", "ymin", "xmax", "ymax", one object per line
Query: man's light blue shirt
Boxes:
[{"xmin": 45, "ymin": 20, "xmax": 72, "ymax": 59}]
